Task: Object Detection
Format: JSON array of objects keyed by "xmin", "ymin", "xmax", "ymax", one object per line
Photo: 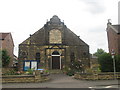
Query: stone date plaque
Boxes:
[{"xmin": 49, "ymin": 29, "xmax": 62, "ymax": 44}]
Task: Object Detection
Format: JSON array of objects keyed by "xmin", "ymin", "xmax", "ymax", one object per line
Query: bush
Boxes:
[
  {"xmin": 1, "ymin": 49, "xmax": 10, "ymax": 67},
  {"xmin": 98, "ymin": 53, "xmax": 113, "ymax": 72},
  {"xmin": 25, "ymin": 68, "xmax": 34, "ymax": 75},
  {"xmin": 67, "ymin": 70, "xmax": 75, "ymax": 76},
  {"xmin": 98, "ymin": 53, "xmax": 120, "ymax": 72},
  {"xmin": 3, "ymin": 69, "xmax": 23, "ymax": 75},
  {"xmin": 69, "ymin": 60, "xmax": 84, "ymax": 73},
  {"xmin": 115, "ymin": 55, "xmax": 120, "ymax": 72},
  {"xmin": 44, "ymin": 69, "xmax": 49, "ymax": 74},
  {"xmin": 4, "ymin": 69, "xmax": 15, "ymax": 75}
]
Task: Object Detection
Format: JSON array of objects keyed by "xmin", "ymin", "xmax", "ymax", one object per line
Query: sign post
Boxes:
[{"xmin": 111, "ymin": 49, "xmax": 116, "ymax": 80}]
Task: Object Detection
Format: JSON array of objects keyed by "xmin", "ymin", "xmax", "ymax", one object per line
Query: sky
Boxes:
[{"xmin": 0, "ymin": 0, "xmax": 119, "ymax": 56}]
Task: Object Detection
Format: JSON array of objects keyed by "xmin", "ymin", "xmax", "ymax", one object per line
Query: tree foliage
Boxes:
[
  {"xmin": 1, "ymin": 49, "xmax": 10, "ymax": 67},
  {"xmin": 98, "ymin": 53, "xmax": 113, "ymax": 72},
  {"xmin": 115, "ymin": 55, "xmax": 120, "ymax": 72},
  {"xmin": 65, "ymin": 60, "xmax": 84, "ymax": 76},
  {"xmin": 93, "ymin": 48, "xmax": 106, "ymax": 57},
  {"xmin": 98, "ymin": 53, "xmax": 120, "ymax": 72},
  {"xmin": 70, "ymin": 60, "xmax": 84, "ymax": 72}
]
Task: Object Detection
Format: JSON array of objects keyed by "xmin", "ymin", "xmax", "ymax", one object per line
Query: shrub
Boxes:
[
  {"xmin": 69, "ymin": 60, "xmax": 84, "ymax": 73},
  {"xmin": 3, "ymin": 69, "xmax": 21, "ymax": 75},
  {"xmin": 67, "ymin": 70, "xmax": 75, "ymax": 76},
  {"xmin": 1, "ymin": 49, "xmax": 10, "ymax": 67},
  {"xmin": 25, "ymin": 68, "xmax": 34, "ymax": 75},
  {"xmin": 96, "ymin": 52, "xmax": 120, "ymax": 72}
]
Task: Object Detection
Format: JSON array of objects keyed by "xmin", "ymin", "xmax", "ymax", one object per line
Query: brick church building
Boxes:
[
  {"xmin": 106, "ymin": 20, "xmax": 120, "ymax": 55},
  {"xmin": 18, "ymin": 15, "xmax": 90, "ymax": 71}
]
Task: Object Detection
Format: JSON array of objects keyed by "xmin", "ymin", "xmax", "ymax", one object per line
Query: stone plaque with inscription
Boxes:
[{"xmin": 49, "ymin": 29, "xmax": 62, "ymax": 44}]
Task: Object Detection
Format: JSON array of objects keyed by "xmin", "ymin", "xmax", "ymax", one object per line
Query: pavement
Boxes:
[{"xmin": 2, "ymin": 73, "xmax": 120, "ymax": 89}]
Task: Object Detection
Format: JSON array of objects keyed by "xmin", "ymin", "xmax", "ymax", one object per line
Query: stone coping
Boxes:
[{"xmin": 2, "ymin": 75, "xmax": 34, "ymax": 78}]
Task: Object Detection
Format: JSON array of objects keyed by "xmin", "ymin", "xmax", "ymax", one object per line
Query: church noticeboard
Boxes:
[
  {"xmin": 49, "ymin": 29, "xmax": 62, "ymax": 44},
  {"xmin": 24, "ymin": 61, "xmax": 30, "ymax": 71}
]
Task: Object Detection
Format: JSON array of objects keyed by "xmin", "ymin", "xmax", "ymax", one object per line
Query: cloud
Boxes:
[
  {"xmin": 88, "ymin": 26, "xmax": 105, "ymax": 33},
  {"xmin": 79, "ymin": 0, "xmax": 106, "ymax": 14}
]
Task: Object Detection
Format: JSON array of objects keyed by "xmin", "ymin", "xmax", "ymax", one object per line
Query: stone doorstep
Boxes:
[{"xmin": 49, "ymin": 70, "xmax": 63, "ymax": 74}]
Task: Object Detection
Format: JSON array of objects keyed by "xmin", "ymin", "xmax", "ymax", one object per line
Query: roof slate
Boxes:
[
  {"xmin": 0, "ymin": 33, "xmax": 10, "ymax": 39},
  {"xmin": 112, "ymin": 25, "xmax": 120, "ymax": 34},
  {"xmin": 20, "ymin": 16, "xmax": 88, "ymax": 46}
]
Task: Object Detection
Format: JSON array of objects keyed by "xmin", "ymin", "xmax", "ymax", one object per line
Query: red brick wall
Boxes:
[
  {"xmin": 2, "ymin": 33, "xmax": 14, "ymax": 67},
  {"xmin": 107, "ymin": 28, "xmax": 120, "ymax": 54},
  {"xmin": 118, "ymin": 33, "xmax": 120, "ymax": 54}
]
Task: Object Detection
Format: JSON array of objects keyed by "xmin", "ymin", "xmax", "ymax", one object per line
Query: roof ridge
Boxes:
[{"xmin": 108, "ymin": 24, "xmax": 119, "ymax": 33}]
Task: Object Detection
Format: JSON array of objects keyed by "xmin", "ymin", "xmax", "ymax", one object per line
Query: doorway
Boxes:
[{"xmin": 52, "ymin": 51, "xmax": 61, "ymax": 69}]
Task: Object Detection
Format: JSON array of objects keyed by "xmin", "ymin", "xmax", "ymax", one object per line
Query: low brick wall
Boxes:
[
  {"xmin": 2, "ymin": 75, "xmax": 35, "ymax": 83},
  {"xmin": 74, "ymin": 72, "xmax": 120, "ymax": 80},
  {"xmin": 2, "ymin": 71, "xmax": 50, "ymax": 83}
]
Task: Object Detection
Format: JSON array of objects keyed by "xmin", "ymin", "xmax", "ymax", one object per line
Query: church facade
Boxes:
[{"xmin": 18, "ymin": 15, "xmax": 90, "ymax": 71}]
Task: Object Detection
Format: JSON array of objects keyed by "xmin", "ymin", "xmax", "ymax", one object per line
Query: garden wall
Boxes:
[
  {"xmin": 2, "ymin": 75, "xmax": 35, "ymax": 83},
  {"xmin": 74, "ymin": 72, "xmax": 120, "ymax": 80},
  {"xmin": 2, "ymin": 71, "xmax": 49, "ymax": 83}
]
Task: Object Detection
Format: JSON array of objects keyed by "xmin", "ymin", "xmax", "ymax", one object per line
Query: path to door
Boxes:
[{"xmin": 2, "ymin": 73, "xmax": 119, "ymax": 89}]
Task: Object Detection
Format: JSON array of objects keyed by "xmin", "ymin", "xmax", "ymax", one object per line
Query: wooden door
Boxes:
[{"xmin": 52, "ymin": 56, "xmax": 60, "ymax": 69}]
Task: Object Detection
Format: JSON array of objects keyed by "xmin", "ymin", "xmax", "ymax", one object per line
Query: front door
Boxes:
[{"xmin": 52, "ymin": 56, "xmax": 60, "ymax": 69}]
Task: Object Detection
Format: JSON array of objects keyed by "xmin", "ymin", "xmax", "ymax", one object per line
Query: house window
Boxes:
[
  {"xmin": 36, "ymin": 52, "xmax": 40, "ymax": 61},
  {"xmin": 83, "ymin": 52, "xmax": 87, "ymax": 58},
  {"xmin": 70, "ymin": 52, "xmax": 75, "ymax": 62}
]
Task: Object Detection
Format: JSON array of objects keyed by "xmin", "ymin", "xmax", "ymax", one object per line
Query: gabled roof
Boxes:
[
  {"xmin": 0, "ymin": 33, "xmax": 14, "ymax": 46},
  {"xmin": 112, "ymin": 25, "xmax": 120, "ymax": 34},
  {"xmin": 20, "ymin": 15, "xmax": 89, "ymax": 46},
  {"xmin": 107, "ymin": 23, "xmax": 120, "ymax": 34},
  {"xmin": 0, "ymin": 33, "xmax": 10, "ymax": 40}
]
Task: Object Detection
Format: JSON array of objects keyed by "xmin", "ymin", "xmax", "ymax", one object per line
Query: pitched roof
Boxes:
[
  {"xmin": 107, "ymin": 24, "xmax": 120, "ymax": 34},
  {"xmin": 20, "ymin": 15, "xmax": 89, "ymax": 46},
  {"xmin": 0, "ymin": 33, "xmax": 14, "ymax": 46},
  {"xmin": 112, "ymin": 25, "xmax": 120, "ymax": 34},
  {"xmin": 0, "ymin": 33, "xmax": 10, "ymax": 40}
]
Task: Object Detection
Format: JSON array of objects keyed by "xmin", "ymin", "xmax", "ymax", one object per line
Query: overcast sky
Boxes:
[{"xmin": 0, "ymin": 0, "xmax": 119, "ymax": 56}]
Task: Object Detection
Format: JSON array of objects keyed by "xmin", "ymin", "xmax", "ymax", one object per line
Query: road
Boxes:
[{"xmin": 2, "ymin": 74, "xmax": 120, "ymax": 89}]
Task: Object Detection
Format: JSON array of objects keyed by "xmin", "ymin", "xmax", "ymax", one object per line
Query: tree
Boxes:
[
  {"xmin": 1, "ymin": 49, "xmax": 10, "ymax": 67},
  {"xmin": 98, "ymin": 53, "xmax": 113, "ymax": 72},
  {"xmin": 93, "ymin": 48, "xmax": 106, "ymax": 57},
  {"xmin": 98, "ymin": 52, "xmax": 120, "ymax": 72},
  {"xmin": 115, "ymin": 55, "xmax": 120, "ymax": 72}
]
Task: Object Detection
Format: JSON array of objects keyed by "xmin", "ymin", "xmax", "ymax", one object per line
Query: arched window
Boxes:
[
  {"xmin": 21, "ymin": 51, "xmax": 27, "ymax": 58},
  {"xmin": 52, "ymin": 51, "xmax": 60, "ymax": 55},
  {"xmin": 36, "ymin": 52, "xmax": 40, "ymax": 61}
]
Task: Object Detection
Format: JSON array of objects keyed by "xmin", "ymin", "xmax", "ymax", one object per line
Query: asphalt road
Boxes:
[{"xmin": 2, "ymin": 74, "xmax": 120, "ymax": 89}]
